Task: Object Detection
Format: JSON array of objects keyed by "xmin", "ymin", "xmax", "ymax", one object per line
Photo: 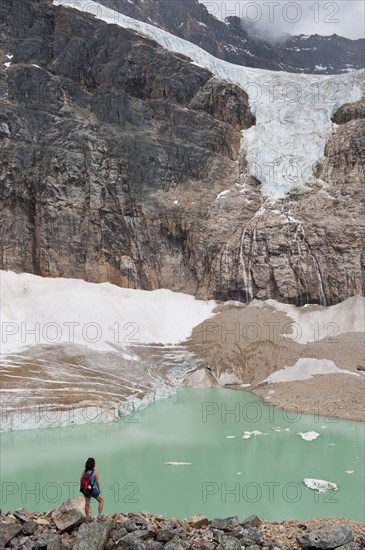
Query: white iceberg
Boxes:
[
  {"xmin": 298, "ymin": 431, "xmax": 320, "ymax": 441},
  {"xmin": 303, "ymin": 478, "xmax": 338, "ymax": 492},
  {"xmin": 242, "ymin": 430, "xmax": 264, "ymax": 439},
  {"xmin": 164, "ymin": 461, "xmax": 192, "ymax": 466}
]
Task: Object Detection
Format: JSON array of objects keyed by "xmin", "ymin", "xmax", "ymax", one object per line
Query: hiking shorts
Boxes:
[
  {"xmin": 90, "ymin": 487, "xmax": 101, "ymax": 499},
  {"xmin": 83, "ymin": 487, "xmax": 100, "ymax": 499}
]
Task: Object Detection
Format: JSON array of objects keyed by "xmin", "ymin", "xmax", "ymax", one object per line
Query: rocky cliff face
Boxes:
[{"xmin": 0, "ymin": 0, "xmax": 364, "ymax": 305}]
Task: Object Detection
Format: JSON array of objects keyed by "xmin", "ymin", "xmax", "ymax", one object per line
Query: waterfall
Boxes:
[
  {"xmin": 239, "ymin": 224, "xmax": 252, "ymax": 302},
  {"xmin": 312, "ymin": 255, "xmax": 327, "ymax": 307},
  {"xmin": 294, "ymin": 223, "xmax": 326, "ymax": 306},
  {"xmin": 239, "ymin": 203, "xmax": 268, "ymax": 302}
]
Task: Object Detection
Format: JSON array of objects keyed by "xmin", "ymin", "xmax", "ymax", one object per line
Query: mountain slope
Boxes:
[
  {"xmin": 0, "ymin": 0, "xmax": 364, "ymax": 305},
  {"xmin": 97, "ymin": 0, "xmax": 365, "ymax": 74}
]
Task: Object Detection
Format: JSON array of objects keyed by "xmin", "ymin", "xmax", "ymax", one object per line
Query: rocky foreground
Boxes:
[{"xmin": 1, "ymin": 499, "xmax": 364, "ymax": 550}]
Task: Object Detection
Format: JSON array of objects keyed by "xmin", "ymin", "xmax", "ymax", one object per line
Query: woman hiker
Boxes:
[{"xmin": 80, "ymin": 457, "xmax": 105, "ymax": 518}]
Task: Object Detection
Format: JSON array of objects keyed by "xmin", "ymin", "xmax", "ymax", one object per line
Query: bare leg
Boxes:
[
  {"xmin": 85, "ymin": 497, "xmax": 91, "ymax": 517},
  {"xmin": 96, "ymin": 494, "xmax": 104, "ymax": 514}
]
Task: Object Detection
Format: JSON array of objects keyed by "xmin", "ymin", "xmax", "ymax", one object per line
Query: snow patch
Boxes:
[
  {"xmin": 262, "ymin": 358, "xmax": 359, "ymax": 384},
  {"xmin": 267, "ymin": 295, "xmax": 365, "ymax": 344},
  {"xmin": 216, "ymin": 190, "xmax": 231, "ymax": 199},
  {"xmin": 0, "ymin": 271, "xmax": 217, "ymax": 354}
]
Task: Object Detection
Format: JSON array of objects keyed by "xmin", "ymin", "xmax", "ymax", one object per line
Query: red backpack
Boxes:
[{"xmin": 80, "ymin": 470, "xmax": 94, "ymax": 496}]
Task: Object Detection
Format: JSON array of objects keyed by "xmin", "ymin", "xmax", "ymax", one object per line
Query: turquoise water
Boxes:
[{"xmin": 1, "ymin": 388, "xmax": 364, "ymax": 521}]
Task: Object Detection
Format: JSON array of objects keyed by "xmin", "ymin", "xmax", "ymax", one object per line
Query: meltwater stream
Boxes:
[{"xmin": 1, "ymin": 389, "xmax": 364, "ymax": 520}]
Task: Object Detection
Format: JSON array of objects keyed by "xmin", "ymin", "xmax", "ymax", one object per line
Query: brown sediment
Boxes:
[{"xmin": 184, "ymin": 302, "xmax": 365, "ymax": 422}]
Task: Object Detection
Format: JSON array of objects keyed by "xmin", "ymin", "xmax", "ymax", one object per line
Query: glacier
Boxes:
[{"xmin": 53, "ymin": 0, "xmax": 364, "ymax": 198}]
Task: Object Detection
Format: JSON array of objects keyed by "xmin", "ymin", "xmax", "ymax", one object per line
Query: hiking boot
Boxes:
[
  {"xmin": 84, "ymin": 516, "xmax": 93, "ymax": 523},
  {"xmin": 97, "ymin": 514, "xmax": 107, "ymax": 521}
]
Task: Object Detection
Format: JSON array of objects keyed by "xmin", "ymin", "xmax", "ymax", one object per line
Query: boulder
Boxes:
[
  {"xmin": 123, "ymin": 520, "xmax": 140, "ymax": 532},
  {"xmin": 297, "ymin": 524, "xmax": 353, "ymax": 549},
  {"xmin": 73, "ymin": 519, "xmax": 114, "ymax": 550},
  {"xmin": 156, "ymin": 528, "xmax": 175, "ymax": 542},
  {"xmin": 21, "ymin": 520, "xmax": 38, "ymax": 535},
  {"xmin": 112, "ymin": 527, "xmax": 128, "ymax": 541},
  {"xmin": 211, "ymin": 517, "xmax": 240, "ymax": 532},
  {"xmin": 116, "ymin": 533, "xmax": 147, "ymax": 550},
  {"xmin": 336, "ymin": 544, "xmax": 360, "ymax": 550},
  {"xmin": 36, "ymin": 518, "xmax": 50, "ymax": 526},
  {"xmin": 13, "ymin": 509, "xmax": 31, "ymax": 522},
  {"xmin": 51, "ymin": 499, "xmax": 85, "ymax": 531},
  {"xmin": 146, "ymin": 542, "xmax": 164, "ymax": 550},
  {"xmin": 241, "ymin": 515, "xmax": 262, "ymax": 529},
  {"xmin": 187, "ymin": 514, "xmax": 209, "ymax": 529},
  {"xmin": 37, "ymin": 531, "xmax": 54, "ymax": 548},
  {"xmin": 163, "ymin": 535, "xmax": 189, "ymax": 550},
  {"xmin": 216, "ymin": 535, "xmax": 242, "ymax": 550},
  {"xmin": 239, "ymin": 528, "xmax": 263, "ymax": 545},
  {"xmin": 0, "ymin": 522, "xmax": 22, "ymax": 546},
  {"xmin": 47, "ymin": 535, "xmax": 62, "ymax": 550}
]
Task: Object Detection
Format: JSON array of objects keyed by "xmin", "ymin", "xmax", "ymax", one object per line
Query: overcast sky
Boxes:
[{"xmin": 199, "ymin": 1, "xmax": 365, "ymax": 40}]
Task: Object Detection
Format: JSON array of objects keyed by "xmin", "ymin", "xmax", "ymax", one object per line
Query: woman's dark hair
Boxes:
[{"xmin": 85, "ymin": 457, "xmax": 95, "ymax": 471}]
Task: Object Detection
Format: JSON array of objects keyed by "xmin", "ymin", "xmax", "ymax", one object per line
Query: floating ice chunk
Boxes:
[
  {"xmin": 298, "ymin": 431, "xmax": 320, "ymax": 441},
  {"xmin": 165, "ymin": 461, "xmax": 192, "ymax": 466},
  {"xmin": 303, "ymin": 478, "xmax": 338, "ymax": 492},
  {"xmin": 242, "ymin": 430, "xmax": 263, "ymax": 439},
  {"xmin": 216, "ymin": 190, "xmax": 231, "ymax": 199},
  {"xmin": 226, "ymin": 435, "xmax": 237, "ymax": 439},
  {"xmin": 345, "ymin": 470, "xmax": 354, "ymax": 474},
  {"xmin": 272, "ymin": 427, "xmax": 290, "ymax": 432},
  {"xmin": 328, "ymin": 443, "xmax": 336, "ymax": 446},
  {"xmin": 236, "ymin": 472, "xmax": 242, "ymax": 475}
]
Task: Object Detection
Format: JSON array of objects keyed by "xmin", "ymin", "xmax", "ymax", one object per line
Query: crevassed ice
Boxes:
[{"xmin": 53, "ymin": 0, "xmax": 364, "ymax": 198}]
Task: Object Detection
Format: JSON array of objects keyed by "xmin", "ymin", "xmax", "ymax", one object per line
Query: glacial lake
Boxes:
[{"xmin": 1, "ymin": 388, "xmax": 364, "ymax": 521}]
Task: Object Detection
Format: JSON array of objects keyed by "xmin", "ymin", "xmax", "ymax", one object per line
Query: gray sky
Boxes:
[{"xmin": 199, "ymin": 1, "xmax": 365, "ymax": 40}]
